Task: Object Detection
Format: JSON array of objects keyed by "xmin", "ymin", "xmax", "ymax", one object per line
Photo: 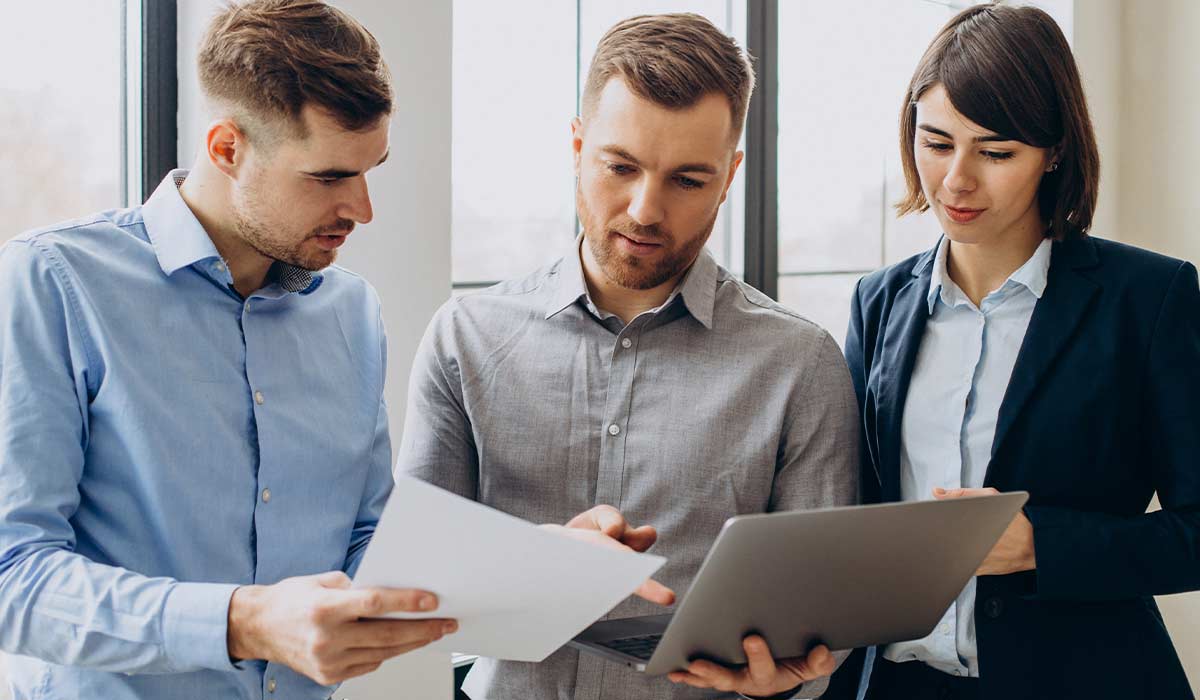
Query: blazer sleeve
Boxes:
[{"xmin": 1025, "ymin": 261, "xmax": 1200, "ymax": 601}]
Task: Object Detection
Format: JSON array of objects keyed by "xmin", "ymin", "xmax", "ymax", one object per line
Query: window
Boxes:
[
  {"xmin": 2, "ymin": 2, "xmax": 126, "ymax": 244},
  {"xmin": 450, "ymin": 1, "xmax": 1074, "ymax": 329},
  {"xmin": 1, "ymin": 2, "xmax": 176, "ymax": 248},
  {"xmin": 773, "ymin": 0, "xmax": 1074, "ymax": 343},
  {"xmin": 774, "ymin": 0, "xmax": 973, "ymax": 343},
  {"xmin": 451, "ymin": 0, "xmax": 746, "ymax": 290}
]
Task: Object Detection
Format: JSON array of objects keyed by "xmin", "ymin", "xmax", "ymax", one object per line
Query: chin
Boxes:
[{"xmin": 938, "ymin": 221, "xmax": 994, "ymax": 246}]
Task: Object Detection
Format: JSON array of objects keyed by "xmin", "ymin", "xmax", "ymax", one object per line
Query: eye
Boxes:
[
  {"xmin": 606, "ymin": 162, "xmax": 635, "ymax": 176},
  {"xmin": 675, "ymin": 175, "xmax": 705, "ymax": 190},
  {"xmin": 921, "ymin": 140, "xmax": 952, "ymax": 153},
  {"xmin": 981, "ymin": 150, "xmax": 1016, "ymax": 161},
  {"xmin": 313, "ymin": 177, "xmax": 340, "ymax": 186}
]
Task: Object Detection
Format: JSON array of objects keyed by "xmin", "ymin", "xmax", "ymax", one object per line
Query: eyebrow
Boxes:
[
  {"xmin": 917, "ymin": 124, "xmax": 1014, "ymax": 144},
  {"xmin": 599, "ymin": 145, "xmax": 718, "ymax": 175},
  {"xmin": 303, "ymin": 149, "xmax": 390, "ymax": 179}
]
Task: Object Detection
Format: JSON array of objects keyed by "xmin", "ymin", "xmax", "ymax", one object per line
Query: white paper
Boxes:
[{"xmin": 352, "ymin": 475, "xmax": 666, "ymax": 662}]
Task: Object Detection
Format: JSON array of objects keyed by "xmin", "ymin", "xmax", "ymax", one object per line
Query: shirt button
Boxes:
[
  {"xmin": 608, "ymin": 424, "xmax": 621, "ymax": 436},
  {"xmin": 267, "ymin": 677, "xmax": 277, "ymax": 692},
  {"xmin": 620, "ymin": 338, "xmax": 632, "ymax": 349},
  {"xmin": 261, "ymin": 488, "xmax": 271, "ymax": 503},
  {"xmin": 254, "ymin": 391, "xmax": 265, "ymax": 405}
]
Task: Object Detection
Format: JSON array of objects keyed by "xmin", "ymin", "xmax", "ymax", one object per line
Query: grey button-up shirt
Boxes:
[{"xmin": 399, "ymin": 240, "xmax": 859, "ymax": 700}]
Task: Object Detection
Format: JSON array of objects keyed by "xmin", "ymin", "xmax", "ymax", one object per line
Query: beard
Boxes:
[
  {"xmin": 576, "ymin": 182, "xmax": 716, "ymax": 291},
  {"xmin": 232, "ymin": 183, "xmax": 354, "ymax": 272}
]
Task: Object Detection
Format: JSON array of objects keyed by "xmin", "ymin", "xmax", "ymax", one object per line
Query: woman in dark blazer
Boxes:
[{"xmin": 827, "ymin": 5, "xmax": 1200, "ymax": 700}]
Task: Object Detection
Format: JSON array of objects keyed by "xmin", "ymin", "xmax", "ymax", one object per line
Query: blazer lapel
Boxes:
[
  {"xmin": 987, "ymin": 237, "xmax": 1101, "ymax": 482},
  {"xmin": 875, "ymin": 246, "xmax": 936, "ymax": 502}
]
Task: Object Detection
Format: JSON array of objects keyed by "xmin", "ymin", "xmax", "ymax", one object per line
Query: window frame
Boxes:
[{"xmin": 138, "ymin": 0, "xmax": 179, "ymax": 203}]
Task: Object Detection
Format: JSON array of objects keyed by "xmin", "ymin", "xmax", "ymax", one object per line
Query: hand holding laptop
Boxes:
[
  {"xmin": 667, "ymin": 635, "xmax": 835, "ymax": 697},
  {"xmin": 934, "ymin": 487, "xmax": 1036, "ymax": 575}
]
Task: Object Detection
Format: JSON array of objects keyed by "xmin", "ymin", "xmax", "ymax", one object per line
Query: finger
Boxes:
[
  {"xmin": 339, "ymin": 660, "xmax": 384, "ymax": 682},
  {"xmin": 341, "ymin": 618, "xmax": 457, "ymax": 649},
  {"xmin": 668, "ymin": 672, "xmax": 715, "ymax": 689},
  {"xmin": 314, "ymin": 570, "xmax": 352, "ymax": 589},
  {"xmin": 634, "ymin": 578, "xmax": 676, "ymax": 606},
  {"xmin": 807, "ymin": 644, "xmax": 836, "ymax": 676},
  {"xmin": 686, "ymin": 660, "xmax": 739, "ymax": 692},
  {"xmin": 344, "ymin": 636, "xmax": 447, "ymax": 666},
  {"xmin": 743, "ymin": 635, "xmax": 779, "ymax": 688},
  {"xmin": 686, "ymin": 659, "xmax": 734, "ymax": 682},
  {"xmin": 340, "ymin": 588, "xmax": 440, "ymax": 620},
  {"xmin": 590, "ymin": 505, "xmax": 628, "ymax": 539},
  {"xmin": 620, "ymin": 524, "xmax": 658, "ymax": 552}
]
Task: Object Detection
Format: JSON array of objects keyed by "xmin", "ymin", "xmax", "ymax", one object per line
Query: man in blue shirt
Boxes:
[{"xmin": 0, "ymin": 2, "xmax": 668, "ymax": 698}]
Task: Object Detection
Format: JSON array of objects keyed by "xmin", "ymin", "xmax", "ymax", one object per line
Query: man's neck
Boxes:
[
  {"xmin": 178, "ymin": 162, "xmax": 274, "ymax": 297},
  {"xmin": 579, "ymin": 241, "xmax": 684, "ymax": 325}
]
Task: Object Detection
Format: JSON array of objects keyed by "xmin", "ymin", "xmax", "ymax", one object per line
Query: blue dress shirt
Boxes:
[
  {"xmin": 0, "ymin": 171, "xmax": 394, "ymax": 699},
  {"xmin": 883, "ymin": 236, "xmax": 1051, "ymax": 677}
]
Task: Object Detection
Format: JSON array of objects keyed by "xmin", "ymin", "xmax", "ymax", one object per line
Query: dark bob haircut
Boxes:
[{"xmin": 896, "ymin": 4, "xmax": 1100, "ymax": 240}]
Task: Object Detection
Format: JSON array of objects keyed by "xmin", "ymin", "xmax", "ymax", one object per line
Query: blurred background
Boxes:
[{"xmin": 1, "ymin": 1, "xmax": 1195, "ymax": 697}]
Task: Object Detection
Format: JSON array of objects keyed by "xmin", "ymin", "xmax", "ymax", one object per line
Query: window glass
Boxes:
[{"xmin": 2, "ymin": 2, "xmax": 124, "ymax": 243}]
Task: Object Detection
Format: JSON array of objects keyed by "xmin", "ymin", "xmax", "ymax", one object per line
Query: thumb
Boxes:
[{"xmin": 591, "ymin": 506, "xmax": 628, "ymax": 539}]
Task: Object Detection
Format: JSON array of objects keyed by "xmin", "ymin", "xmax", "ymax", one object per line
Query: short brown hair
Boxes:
[
  {"xmin": 896, "ymin": 4, "xmax": 1099, "ymax": 240},
  {"xmin": 582, "ymin": 13, "xmax": 755, "ymax": 142},
  {"xmin": 198, "ymin": 0, "xmax": 392, "ymax": 143}
]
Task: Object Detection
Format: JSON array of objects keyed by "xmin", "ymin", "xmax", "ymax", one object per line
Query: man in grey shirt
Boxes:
[{"xmin": 399, "ymin": 13, "xmax": 858, "ymax": 700}]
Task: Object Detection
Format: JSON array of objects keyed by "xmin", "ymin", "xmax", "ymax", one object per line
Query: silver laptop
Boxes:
[{"xmin": 570, "ymin": 492, "xmax": 1028, "ymax": 676}]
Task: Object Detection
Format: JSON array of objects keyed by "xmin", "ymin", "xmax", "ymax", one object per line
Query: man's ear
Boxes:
[
  {"xmin": 205, "ymin": 118, "xmax": 249, "ymax": 180},
  {"xmin": 570, "ymin": 116, "xmax": 584, "ymax": 178},
  {"xmin": 719, "ymin": 150, "xmax": 744, "ymax": 205}
]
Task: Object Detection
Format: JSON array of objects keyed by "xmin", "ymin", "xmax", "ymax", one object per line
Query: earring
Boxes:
[{"xmin": 1047, "ymin": 161, "xmax": 1059, "ymax": 172}]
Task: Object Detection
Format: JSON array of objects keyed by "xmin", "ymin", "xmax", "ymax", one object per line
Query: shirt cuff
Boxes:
[{"xmin": 162, "ymin": 581, "xmax": 241, "ymax": 672}]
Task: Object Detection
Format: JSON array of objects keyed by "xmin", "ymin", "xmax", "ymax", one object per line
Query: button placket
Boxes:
[{"xmin": 595, "ymin": 323, "xmax": 639, "ymax": 512}]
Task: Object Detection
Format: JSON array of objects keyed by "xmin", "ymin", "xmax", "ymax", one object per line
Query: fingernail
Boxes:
[
  {"xmin": 443, "ymin": 621, "xmax": 458, "ymax": 634},
  {"xmin": 419, "ymin": 595, "xmax": 435, "ymax": 611}
]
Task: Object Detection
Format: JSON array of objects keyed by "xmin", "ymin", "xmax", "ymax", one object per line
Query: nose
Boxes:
[
  {"xmin": 626, "ymin": 177, "xmax": 666, "ymax": 227},
  {"xmin": 339, "ymin": 176, "xmax": 374, "ymax": 225},
  {"xmin": 943, "ymin": 153, "xmax": 976, "ymax": 195}
]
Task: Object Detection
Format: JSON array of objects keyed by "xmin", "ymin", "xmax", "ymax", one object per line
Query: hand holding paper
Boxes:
[{"xmin": 352, "ymin": 476, "xmax": 668, "ymax": 661}]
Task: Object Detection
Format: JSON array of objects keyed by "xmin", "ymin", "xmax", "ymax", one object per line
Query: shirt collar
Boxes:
[
  {"xmin": 545, "ymin": 235, "xmax": 591, "ymax": 319},
  {"xmin": 926, "ymin": 235, "xmax": 1052, "ymax": 314},
  {"xmin": 140, "ymin": 169, "xmax": 322, "ymax": 295},
  {"xmin": 544, "ymin": 235, "xmax": 716, "ymax": 329}
]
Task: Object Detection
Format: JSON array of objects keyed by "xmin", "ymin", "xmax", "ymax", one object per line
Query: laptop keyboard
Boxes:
[{"xmin": 596, "ymin": 634, "xmax": 663, "ymax": 660}]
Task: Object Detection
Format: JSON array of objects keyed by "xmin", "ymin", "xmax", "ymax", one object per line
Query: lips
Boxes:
[
  {"xmin": 942, "ymin": 203, "xmax": 985, "ymax": 224},
  {"xmin": 314, "ymin": 234, "xmax": 347, "ymax": 250},
  {"xmin": 613, "ymin": 231, "xmax": 664, "ymax": 257}
]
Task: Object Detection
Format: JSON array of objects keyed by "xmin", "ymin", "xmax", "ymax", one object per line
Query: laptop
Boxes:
[{"xmin": 569, "ymin": 492, "xmax": 1028, "ymax": 676}]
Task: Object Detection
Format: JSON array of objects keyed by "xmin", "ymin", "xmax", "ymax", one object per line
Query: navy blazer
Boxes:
[{"xmin": 826, "ymin": 236, "xmax": 1199, "ymax": 700}]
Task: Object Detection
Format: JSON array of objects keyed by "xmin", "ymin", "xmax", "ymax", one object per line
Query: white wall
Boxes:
[
  {"xmin": 1114, "ymin": 0, "xmax": 1200, "ymax": 688},
  {"xmin": 328, "ymin": 2, "xmax": 454, "ymax": 696},
  {"xmin": 1076, "ymin": 0, "xmax": 1200, "ymax": 691},
  {"xmin": 178, "ymin": 1, "xmax": 454, "ymax": 698}
]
